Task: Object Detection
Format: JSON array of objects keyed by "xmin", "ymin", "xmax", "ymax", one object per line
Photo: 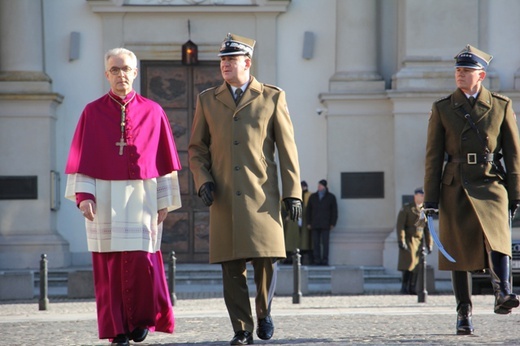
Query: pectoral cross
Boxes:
[
  {"xmin": 108, "ymin": 91, "xmax": 136, "ymax": 156},
  {"xmin": 116, "ymin": 137, "xmax": 126, "ymax": 155}
]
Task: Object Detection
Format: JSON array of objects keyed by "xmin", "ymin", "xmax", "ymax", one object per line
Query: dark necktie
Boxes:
[
  {"xmin": 469, "ymin": 96, "xmax": 476, "ymax": 107},
  {"xmin": 234, "ymin": 88, "xmax": 243, "ymax": 104}
]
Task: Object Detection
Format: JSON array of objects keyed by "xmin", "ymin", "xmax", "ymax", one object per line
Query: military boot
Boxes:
[
  {"xmin": 452, "ymin": 271, "xmax": 474, "ymax": 335},
  {"xmin": 400, "ymin": 271, "xmax": 411, "ymax": 294},
  {"xmin": 489, "ymin": 251, "xmax": 519, "ymax": 314},
  {"xmin": 408, "ymin": 270, "xmax": 418, "ymax": 295}
]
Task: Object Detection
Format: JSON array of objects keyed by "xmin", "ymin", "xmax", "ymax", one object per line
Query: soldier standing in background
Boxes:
[{"xmin": 396, "ymin": 188, "xmax": 432, "ymax": 295}]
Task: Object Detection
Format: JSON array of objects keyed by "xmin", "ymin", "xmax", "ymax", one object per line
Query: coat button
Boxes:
[
  {"xmin": 462, "ymin": 136, "xmax": 467, "ymax": 141},
  {"xmin": 234, "ymin": 166, "xmax": 240, "ymax": 171},
  {"xmin": 236, "ymin": 191, "xmax": 242, "ymax": 196},
  {"xmin": 234, "ymin": 117, "xmax": 239, "ymax": 121},
  {"xmin": 234, "ymin": 140, "xmax": 239, "ymax": 145}
]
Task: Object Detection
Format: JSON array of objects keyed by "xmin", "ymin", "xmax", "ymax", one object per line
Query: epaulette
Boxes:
[
  {"xmin": 434, "ymin": 95, "xmax": 451, "ymax": 104},
  {"xmin": 264, "ymin": 83, "xmax": 282, "ymax": 91},
  {"xmin": 491, "ymin": 92, "xmax": 510, "ymax": 101},
  {"xmin": 200, "ymin": 86, "xmax": 217, "ymax": 95}
]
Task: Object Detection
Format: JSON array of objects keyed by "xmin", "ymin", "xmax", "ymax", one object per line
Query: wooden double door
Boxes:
[{"xmin": 140, "ymin": 61, "xmax": 222, "ymax": 263}]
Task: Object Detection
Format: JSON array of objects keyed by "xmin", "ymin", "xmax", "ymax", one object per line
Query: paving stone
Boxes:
[{"xmin": 1, "ymin": 295, "xmax": 519, "ymax": 345}]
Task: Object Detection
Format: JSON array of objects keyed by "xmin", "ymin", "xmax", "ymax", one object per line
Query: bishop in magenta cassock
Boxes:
[{"xmin": 64, "ymin": 48, "xmax": 181, "ymax": 346}]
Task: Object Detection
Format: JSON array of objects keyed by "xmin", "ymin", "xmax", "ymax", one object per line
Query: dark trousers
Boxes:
[
  {"xmin": 221, "ymin": 258, "xmax": 277, "ymax": 333},
  {"xmin": 312, "ymin": 228, "xmax": 330, "ymax": 264}
]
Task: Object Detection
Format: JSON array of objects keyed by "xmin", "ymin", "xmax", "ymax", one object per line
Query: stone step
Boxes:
[
  {"xmin": 27, "ymin": 264, "xmax": 411, "ymax": 298},
  {"xmin": 32, "ymin": 264, "xmax": 400, "ymax": 287}
]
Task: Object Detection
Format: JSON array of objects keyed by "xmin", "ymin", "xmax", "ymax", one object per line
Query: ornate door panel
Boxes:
[{"xmin": 140, "ymin": 61, "xmax": 222, "ymax": 263}]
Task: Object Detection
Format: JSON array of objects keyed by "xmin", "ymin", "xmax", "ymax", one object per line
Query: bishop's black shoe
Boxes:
[
  {"xmin": 230, "ymin": 330, "xmax": 253, "ymax": 345},
  {"xmin": 256, "ymin": 315, "xmax": 274, "ymax": 340},
  {"xmin": 130, "ymin": 327, "xmax": 149, "ymax": 342},
  {"xmin": 111, "ymin": 334, "xmax": 129, "ymax": 346}
]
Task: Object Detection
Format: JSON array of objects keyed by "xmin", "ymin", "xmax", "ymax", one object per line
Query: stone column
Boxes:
[
  {"xmin": 320, "ymin": 0, "xmax": 390, "ymax": 267},
  {"xmin": 0, "ymin": 0, "xmax": 70, "ymax": 269},
  {"xmin": 329, "ymin": 0, "xmax": 384, "ymax": 92}
]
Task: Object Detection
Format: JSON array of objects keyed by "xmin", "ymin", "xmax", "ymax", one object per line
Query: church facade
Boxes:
[{"xmin": 1, "ymin": 0, "xmax": 520, "ymax": 280}]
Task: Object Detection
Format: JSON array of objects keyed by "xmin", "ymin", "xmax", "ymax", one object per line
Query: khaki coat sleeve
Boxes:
[
  {"xmin": 501, "ymin": 99, "xmax": 520, "ymax": 201},
  {"xmin": 423, "ymin": 103, "xmax": 446, "ymax": 203},
  {"xmin": 396, "ymin": 208, "xmax": 406, "ymax": 244},
  {"xmin": 188, "ymin": 94, "xmax": 214, "ymax": 193},
  {"xmin": 273, "ymin": 90, "xmax": 302, "ymax": 200}
]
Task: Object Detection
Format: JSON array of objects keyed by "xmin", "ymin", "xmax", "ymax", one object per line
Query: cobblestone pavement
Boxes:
[{"xmin": 1, "ymin": 294, "xmax": 520, "ymax": 345}]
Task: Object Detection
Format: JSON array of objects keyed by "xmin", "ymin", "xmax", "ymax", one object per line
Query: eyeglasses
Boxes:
[{"xmin": 108, "ymin": 66, "xmax": 135, "ymax": 75}]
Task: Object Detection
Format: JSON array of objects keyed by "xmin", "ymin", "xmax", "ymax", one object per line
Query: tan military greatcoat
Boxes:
[
  {"xmin": 396, "ymin": 203, "xmax": 433, "ymax": 271},
  {"xmin": 189, "ymin": 77, "xmax": 301, "ymax": 263},
  {"xmin": 424, "ymin": 87, "xmax": 520, "ymax": 271}
]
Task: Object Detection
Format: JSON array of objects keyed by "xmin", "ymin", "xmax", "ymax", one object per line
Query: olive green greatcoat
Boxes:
[
  {"xmin": 424, "ymin": 87, "xmax": 520, "ymax": 271},
  {"xmin": 396, "ymin": 203, "xmax": 433, "ymax": 271},
  {"xmin": 283, "ymin": 189, "xmax": 312, "ymax": 254},
  {"xmin": 283, "ymin": 202, "xmax": 300, "ymax": 254},
  {"xmin": 189, "ymin": 77, "xmax": 302, "ymax": 264}
]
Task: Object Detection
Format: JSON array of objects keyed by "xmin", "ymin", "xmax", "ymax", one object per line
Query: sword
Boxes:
[{"xmin": 420, "ymin": 209, "xmax": 456, "ymax": 263}]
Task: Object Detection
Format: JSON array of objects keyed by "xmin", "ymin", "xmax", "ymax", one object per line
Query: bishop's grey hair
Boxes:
[{"xmin": 104, "ymin": 48, "xmax": 137, "ymax": 70}]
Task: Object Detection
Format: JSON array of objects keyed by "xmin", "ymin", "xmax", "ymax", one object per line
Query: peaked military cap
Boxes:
[
  {"xmin": 218, "ymin": 33, "xmax": 256, "ymax": 57},
  {"xmin": 414, "ymin": 187, "xmax": 424, "ymax": 195},
  {"xmin": 454, "ymin": 44, "xmax": 493, "ymax": 70}
]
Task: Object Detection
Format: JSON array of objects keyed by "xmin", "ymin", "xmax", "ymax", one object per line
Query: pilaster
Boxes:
[{"xmin": 0, "ymin": 0, "xmax": 69, "ymax": 269}]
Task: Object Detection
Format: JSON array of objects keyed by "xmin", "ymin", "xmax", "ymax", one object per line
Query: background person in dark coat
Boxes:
[{"xmin": 306, "ymin": 179, "xmax": 338, "ymax": 265}]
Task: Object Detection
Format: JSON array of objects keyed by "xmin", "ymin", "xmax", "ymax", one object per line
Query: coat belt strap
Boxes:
[{"xmin": 447, "ymin": 153, "xmax": 495, "ymax": 164}]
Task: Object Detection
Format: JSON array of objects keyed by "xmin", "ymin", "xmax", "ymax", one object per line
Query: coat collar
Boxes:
[
  {"xmin": 451, "ymin": 86, "xmax": 492, "ymax": 124},
  {"xmin": 214, "ymin": 76, "xmax": 262, "ymax": 111}
]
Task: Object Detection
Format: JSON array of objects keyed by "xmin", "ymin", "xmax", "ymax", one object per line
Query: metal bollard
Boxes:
[
  {"xmin": 39, "ymin": 254, "xmax": 49, "ymax": 311},
  {"xmin": 417, "ymin": 237, "xmax": 428, "ymax": 303},
  {"xmin": 168, "ymin": 251, "xmax": 177, "ymax": 306},
  {"xmin": 292, "ymin": 248, "xmax": 302, "ymax": 304}
]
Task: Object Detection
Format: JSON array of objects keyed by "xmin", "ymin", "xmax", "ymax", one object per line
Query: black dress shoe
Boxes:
[
  {"xmin": 256, "ymin": 315, "xmax": 274, "ymax": 340},
  {"xmin": 230, "ymin": 330, "xmax": 253, "ymax": 345},
  {"xmin": 111, "ymin": 334, "xmax": 129, "ymax": 346},
  {"xmin": 130, "ymin": 327, "xmax": 149, "ymax": 342}
]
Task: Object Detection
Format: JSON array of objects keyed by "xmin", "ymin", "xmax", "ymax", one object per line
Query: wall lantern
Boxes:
[
  {"xmin": 182, "ymin": 20, "xmax": 198, "ymax": 65},
  {"xmin": 182, "ymin": 39, "xmax": 198, "ymax": 65}
]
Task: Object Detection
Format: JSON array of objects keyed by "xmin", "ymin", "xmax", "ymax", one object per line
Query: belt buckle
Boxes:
[{"xmin": 467, "ymin": 153, "xmax": 477, "ymax": 164}]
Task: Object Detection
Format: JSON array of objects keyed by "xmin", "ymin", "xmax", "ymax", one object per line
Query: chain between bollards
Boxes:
[
  {"xmin": 417, "ymin": 236, "xmax": 428, "ymax": 303},
  {"xmin": 292, "ymin": 248, "xmax": 302, "ymax": 304},
  {"xmin": 39, "ymin": 254, "xmax": 49, "ymax": 311},
  {"xmin": 168, "ymin": 251, "xmax": 177, "ymax": 306}
]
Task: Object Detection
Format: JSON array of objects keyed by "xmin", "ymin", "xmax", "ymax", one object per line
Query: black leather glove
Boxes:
[
  {"xmin": 284, "ymin": 198, "xmax": 302, "ymax": 222},
  {"xmin": 423, "ymin": 202, "xmax": 439, "ymax": 216},
  {"xmin": 510, "ymin": 200, "xmax": 520, "ymax": 219},
  {"xmin": 398, "ymin": 241, "xmax": 408, "ymax": 251},
  {"xmin": 198, "ymin": 182, "xmax": 214, "ymax": 207}
]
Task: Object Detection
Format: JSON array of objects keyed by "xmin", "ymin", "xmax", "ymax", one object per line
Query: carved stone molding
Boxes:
[{"xmin": 87, "ymin": 0, "xmax": 290, "ymax": 12}]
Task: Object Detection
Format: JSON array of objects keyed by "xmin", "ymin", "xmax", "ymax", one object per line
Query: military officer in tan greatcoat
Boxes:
[
  {"xmin": 189, "ymin": 33, "xmax": 302, "ymax": 345},
  {"xmin": 424, "ymin": 45, "xmax": 520, "ymax": 335},
  {"xmin": 396, "ymin": 188, "xmax": 433, "ymax": 295}
]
